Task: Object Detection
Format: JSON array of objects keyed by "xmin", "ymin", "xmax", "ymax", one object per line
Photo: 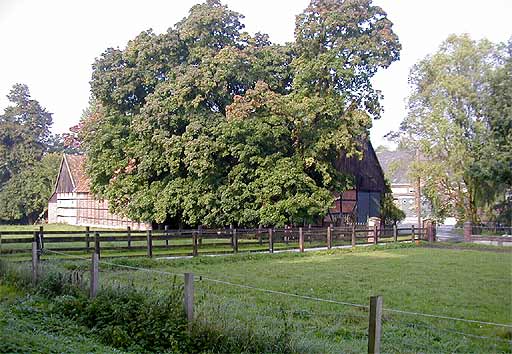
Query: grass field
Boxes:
[{"xmin": 27, "ymin": 243, "xmax": 511, "ymax": 353}]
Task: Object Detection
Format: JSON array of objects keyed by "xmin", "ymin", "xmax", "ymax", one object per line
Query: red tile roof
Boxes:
[{"xmin": 64, "ymin": 154, "xmax": 90, "ymax": 193}]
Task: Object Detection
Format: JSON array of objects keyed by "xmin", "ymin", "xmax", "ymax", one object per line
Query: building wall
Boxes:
[
  {"xmin": 48, "ymin": 202, "xmax": 58, "ymax": 224},
  {"xmin": 75, "ymin": 193, "xmax": 150, "ymax": 230},
  {"xmin": 52, "ymin": 192, "xmax": 150, "ymax": 230},
  {"xmin": 56, "ymin": 192, "xmax": 78, "ymax": 225}
]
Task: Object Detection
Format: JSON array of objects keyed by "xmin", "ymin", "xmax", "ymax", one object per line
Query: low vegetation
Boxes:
[{"xmin": 0, "ymin": 284, "xmax": 124, "ymax": 353}]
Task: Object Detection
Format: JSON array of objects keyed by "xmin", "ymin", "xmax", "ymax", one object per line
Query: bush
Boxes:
[{"xmin": 54, "ymin": 281, "xmax": 188, "ymax": 353}]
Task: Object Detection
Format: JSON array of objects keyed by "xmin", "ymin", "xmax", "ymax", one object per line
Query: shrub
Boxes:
[{"xmin": 55, "ymin": 281, "xmax": 188, "ymax": 353}]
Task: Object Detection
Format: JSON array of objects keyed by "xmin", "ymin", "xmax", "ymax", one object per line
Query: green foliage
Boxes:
[
  {"xmin": 394, "ymin": 34, "xmax": 509, "ymax": 223},
  {"xmin": 83, "ymin": 0, "xmax": 400, "ymax": 227},
  {"xmin": 56, "ymin": 286, "xmax": 187, "ymax": 352},
  {"xmin": 0, "ymin": 84, "xmax": 63, "ymax": 224},
  {"xmin": 0, "ymin": 292, "xmax": 125, "ymax": 354},
  {"xmin": 0, "ymin": 84, "xmax": 53, "ymax": 185},
  {"xmin": 0, "ymin": 153, "xmax": 61, "ymax": 223},
  {"xmin": 380, "ymin": 179, "xmax": 405, "ymax": 225}
]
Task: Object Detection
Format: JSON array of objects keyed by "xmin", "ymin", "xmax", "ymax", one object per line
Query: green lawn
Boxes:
[
  {"xmin": 0, "ymin": 284, "xmax": 125, "ymax": 353},
  {"xmin": 34, "ymin": 244, "xmax": 511, "ymax": 353}
]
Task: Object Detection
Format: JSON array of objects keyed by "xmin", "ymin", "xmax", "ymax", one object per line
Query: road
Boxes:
[{"xmin": 436, "ymin": 225, "xmax": 464, "ymax": 242}]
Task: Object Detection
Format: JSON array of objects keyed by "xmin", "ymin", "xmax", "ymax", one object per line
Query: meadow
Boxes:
[{"xmin": 23, "ymin": 243, "xmax": 512, "ymax": 353}]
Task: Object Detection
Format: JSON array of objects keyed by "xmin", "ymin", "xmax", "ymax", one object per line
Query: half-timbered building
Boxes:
[{"xmin": 47, "ymin": 154, "xmax": 150, "ymax": 230}]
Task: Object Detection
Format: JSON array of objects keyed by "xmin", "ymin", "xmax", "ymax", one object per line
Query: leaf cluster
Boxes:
[
  {"xmin": 0, "ymin": 85, "xmax": 62, "ymax": 223},
  {"xmin": 83, "ymin": 0, "xmax": 400, "ymax": 227}
]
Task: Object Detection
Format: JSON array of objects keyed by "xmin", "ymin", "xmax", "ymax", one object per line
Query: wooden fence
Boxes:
[{"xmin": 0, "ymin": 224, "xmax": 432, "ymax": 258}]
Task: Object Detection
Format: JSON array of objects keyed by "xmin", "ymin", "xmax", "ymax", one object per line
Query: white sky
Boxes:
[{"xmin": 1, "ymin": 0, "xmax": 511, "ymax": 147}]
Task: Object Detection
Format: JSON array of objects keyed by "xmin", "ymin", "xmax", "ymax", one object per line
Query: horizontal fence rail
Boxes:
[{"xmin": 0, "ymin": 225, "xmax": 430, "ymax": 259}]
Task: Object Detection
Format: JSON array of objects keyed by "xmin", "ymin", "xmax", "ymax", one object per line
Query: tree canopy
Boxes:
[
  {"xmin": 393, "ymin": 34, "xmax": 511, "ymax": 224},
  {"xmin": 82, "ymin": 0, "xmax": 400, "ymax": 227},
  {"xmin": 0, "ymin": 84, "xmax": 61, "ymax": 223}
]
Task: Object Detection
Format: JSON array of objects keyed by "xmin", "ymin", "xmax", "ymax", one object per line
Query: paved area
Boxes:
[{"xmin": 436, "ymin": 225, "xmax": 464, "ymax": 242}]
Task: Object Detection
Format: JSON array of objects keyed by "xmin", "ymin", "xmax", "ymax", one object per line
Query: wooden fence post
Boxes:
[
  {"xmin": 352, "ymin": 225, "xmax": 356, "ymax": 248},
  {"xmin": 192, "ymin": 232, "xmax": 198, "ymax": 256},
  {"xmin": 299, "ymin": 227, "xmax": 304, "ymax": 252},
  {"xmin": 31, "ymin": 242, "xmax": 39, "ymax": 285},
  {"xmin": 147, "ymin": 230, "xmax": 153, "ymax": 258},
  {"xmin": 94, "ymin": 232, "xmax": 101, "ymax": 259},
  {"xmin": 368, "ymin": 295, "xmax": 383, "ymax": 354},
  {"xmin": 164, "ymin": 225, "xmax": 169, "ymax": 247},
  {"xmin": 127, "ymin": 226, "xmax": 132, "ymax": 249},
  {"xmin": 0, "ymin": 232, "xmax": 2, "ymax": 255},
  {"xmin": 327, "ymin": 226, "xmax": 332, "ymax": 249},
  {"xmin": 198, "ymin": 225, "xmax": 203, "ymax": 246},
  {"xmin": 393, "ymin": 224, "xmax": 398, "ymax": 242},
  {"xmin": 33, "ymin": 232, "xmax": 40, "ymax": 261},
  {"xmin": 258, "ymin": 226, "xmax": 263, "ymax": 246},
  {"xmin": 39, "ymin": 226, "xmax": 44, "ymax": 250},
  {"xmin": 85, "ymin": 226, "xmax": 90, "ymax": 251},
  {"xmin": 90, "ymin": 252, "xmax": 99, "ymax": 298},
  {"xmin": 184, "ymin": 272, "xmax": 194, "ymax": 327},
  {"xmin": 233, "ymin": 229, "xmax": 238, "ymax": 253},
  {"xmin": 373, "ymin": 224, "xmax": 378, "ymax": 245},
  {"xmin": 411, "ymin": 225, "xmax": 415, "ymax": 243},
  {"xmin": 268, "ymin": 228, "xmax": 274, "ymax": 253}
]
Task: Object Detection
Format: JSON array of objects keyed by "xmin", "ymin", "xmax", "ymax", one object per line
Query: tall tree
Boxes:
[
  {"xmin": 394, "ymin": 34, "xmax": 507, "ymax": 223},
  {"xmin": 84, "ymin": 0, "xmax": 400, "ymax": 227},
  {"xmin": 0, "ymin": 84, "xmax": 53, "ymax": 185},
  {"xmin": 0, "ymin": 84, "xmax": 62, "ymax": 223}
]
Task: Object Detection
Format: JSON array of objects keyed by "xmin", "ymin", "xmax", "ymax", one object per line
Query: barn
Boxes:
[
  {"xmin": 47, "ymin": 154, "xmax": 151, "ymax": 230},
  {"xmin": 327, "ymin": 141, "xmax": 386, "ymax": 225}
]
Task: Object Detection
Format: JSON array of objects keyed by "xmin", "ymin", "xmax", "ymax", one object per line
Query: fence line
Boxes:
[
  {"xmin": 43, "ymin": 248, "xmax": 185, "ymax": 278},
  {"xmin": 0, "ymin": 224, "xmax": 431, "ymax": 258}
]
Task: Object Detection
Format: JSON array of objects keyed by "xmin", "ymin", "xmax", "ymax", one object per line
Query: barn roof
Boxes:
[
  {"xmin": 375, "ymin": 148, "xmax": 413, "ymax": 184},
  {"xmin": 53, "ymin": 154, "xmax": 90, "ymax": 193},
  {"xmin": 64, "ymin": 154, "xmax": 90, "ymax": 192},
  {"xmin": 336, "ymin": 140, "xmax": 386, "ymax": 193}
]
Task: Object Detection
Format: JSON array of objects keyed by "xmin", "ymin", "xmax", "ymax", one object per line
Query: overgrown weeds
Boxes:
[{"xmin": 0, "ymin": 258, "xmax": 299, "ymax": 353}]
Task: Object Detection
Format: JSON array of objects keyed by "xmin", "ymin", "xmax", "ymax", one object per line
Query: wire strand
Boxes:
[
  {"xmin": 383, "ymin": 307, "xmax": 512, "ymax": 329},
  {"xmin": 199, "ymin": 276, "xmax": 369, "ymax": 309},
  {"xmin": 42, "ymin": 249, "xmax": 90, "ymax": 261},
  {"xmin": 98, "ymin": 259, "xmax": 184, "ymax": 278}
]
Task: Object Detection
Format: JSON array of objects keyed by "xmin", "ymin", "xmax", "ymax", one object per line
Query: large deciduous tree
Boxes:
[
  {"xmin": 0, "ymin": 84, "xmax": 61, "ymax": 223},
  {"xmin": 83, "ymin": 0, "xmax": 400, "ymax": 227},
  {"xmin": 0, "ymin": 84, "xmax": 53, "ymax": 185},
  {"xmin": 394, "ymin": 34, "xmax": 509, "ymax": 223}
]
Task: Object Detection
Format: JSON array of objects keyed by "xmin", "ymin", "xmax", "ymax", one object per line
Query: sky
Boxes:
[{"xmin": 0, "ymin": 0, "xmax": 511, "ymax": 148}]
